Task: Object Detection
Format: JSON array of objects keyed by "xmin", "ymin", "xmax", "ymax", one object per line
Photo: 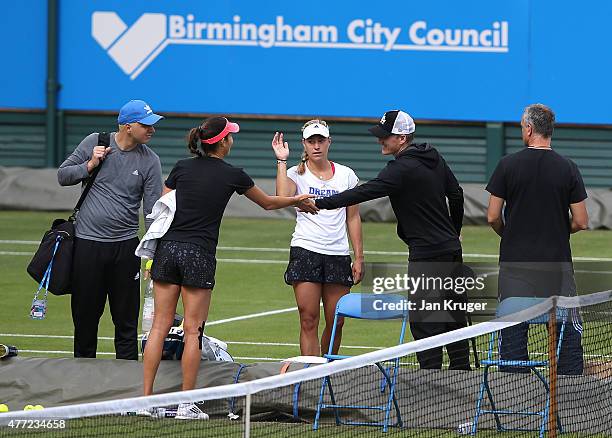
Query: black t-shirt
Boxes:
[
  {"xmin": 486, "ymin": 148, "xmax": 587, "ymax": 263},
  {"xmin": 162, "ymin": 157, "xmax": 254, "ymax": 253}
]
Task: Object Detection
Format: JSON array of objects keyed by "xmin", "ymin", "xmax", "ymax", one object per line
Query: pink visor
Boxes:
[{"xmin": 201, "ymin": 118, "xmax": 240, "ymax": 144}]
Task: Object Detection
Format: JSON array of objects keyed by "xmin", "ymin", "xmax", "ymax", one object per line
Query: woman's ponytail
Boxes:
[
  {"xmin": 187, "ymin": 118, "xmax": 228, "ymax": 157},
  {"xmin": 297, "ymin": 150, "xmax": 308, "ymax": 175},
  {"xmin": 187, "ymin": 127, "xmax": 203, "ymax": 157}
]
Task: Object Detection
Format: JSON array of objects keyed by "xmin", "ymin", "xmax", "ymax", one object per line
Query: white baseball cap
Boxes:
[
  {"xmin": 302, "ymin": 123, "xmax": 330, "ymax": 139},
  {"xmin": 369, "ymin": 110, "xmax": 415, "ymax": 137}
]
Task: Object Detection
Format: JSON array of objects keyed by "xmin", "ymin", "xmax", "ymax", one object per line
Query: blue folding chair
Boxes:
[
  {"xmin": 472, "ymin": 297, "xmax": 567, "ymax": 437},
  {"xmin": 313, "ymin": 293, "xmax": 408, "ymax": 432}
]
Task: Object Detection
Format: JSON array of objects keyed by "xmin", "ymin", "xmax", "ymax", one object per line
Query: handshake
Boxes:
[{"xmin": 293, "ymin": 195, "xmax": 318, "ymax": 214}]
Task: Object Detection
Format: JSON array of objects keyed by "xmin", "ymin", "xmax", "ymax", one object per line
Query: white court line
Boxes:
[
  {"xmin": 219, "ymin": 247, "xmax": 409, "ymax": 256},
  {"xmin": 3, "ymin": 248, "xmax": 612, "ymax": 263},
  {"xmin": 18, "ymin": 350, "xmax": 285, "ymax": 361},
  {"xmin": 0, "ymin": 333, "xmax": 383, "ymax": 350},
  {"xmin": 224, "ymin": 341, "xmax": 381, "ymax": 350},
  {"xmin": 19, "ymin": 349, "xmax": 612, "ymax": 362},
  {"xmin": 217, "ymin": 258, "xmax": 286, "ymax": 264},
  {"xmin": 0, "ymin": 251, "xmax": 290, "ymax": 263},
  {"xmin": 0, "ymin": 240, "xmax": 38, "ymax": 244},
  {"xmin": 0, "ymin": 333, "xmax": 113, "ymax": 341},
  {"xmin": 0, "ymin": 303, "xmax": 308, "ymax": 341},
  {"xmin": 219, "ymin": 246, "xmax": 287, "ymax": 253},
  {"xmin": 575, "ymin": 270, "xmax": 612, "ymax": 274},
  {"xmin": 0, "ymin": 250, "xmax": 290, "ymax": 264},
  {"xmin": 2, "ymin": 241, "xmax": 612, "ymax": 261},
  {"xmin": 17, "ymin": 349, "xmax": 282, "ymax": 361},
  {"xmin": 470, "ymin": 269, "xmax": 612, "ymax": 276},
  {"xmin": 10, "ymin": 332, "xmax": 612, "ymax": 359},
  {"xmin": 233, "ymin": 356, "xmax": 285, "ymax": 361},
  {"xmin": 207, "ymin": 306, "xmax": 298, "ymax": 326},
  {"xmin": 15, "ymin": 350, "xmax": 413, "ymax": 366}
]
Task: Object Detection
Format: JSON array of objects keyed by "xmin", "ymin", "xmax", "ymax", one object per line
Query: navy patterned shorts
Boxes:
[
  {"xmin": 284, "ymin": 246, "xmax": 354, "ymax": 287},
  {"xmin": 151, "ymin": 240, "xmax": 216, "ymax": 290}
]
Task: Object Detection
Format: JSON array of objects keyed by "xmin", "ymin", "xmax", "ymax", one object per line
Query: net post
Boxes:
[
  {"xmin": 548, "ymin": 298, "xmax": 558, "ymax": 438},
  {"xmin": 244, "ymin": 392, "xmax": 251, "ymax": 438}
]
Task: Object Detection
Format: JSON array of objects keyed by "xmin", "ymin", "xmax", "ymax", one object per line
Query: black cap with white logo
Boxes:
[{"xmin": 368, "ymin": 110, "xmax": 415, "ymax": 138}]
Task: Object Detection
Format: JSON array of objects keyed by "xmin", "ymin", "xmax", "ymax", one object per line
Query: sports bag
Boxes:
[
  {"xmin": 141, "ymin": 320, "xmax": 233, "ymax": 362},
  {"xmin": 26, "ymin": 132, "xmax": 111, "ymax": 295}
]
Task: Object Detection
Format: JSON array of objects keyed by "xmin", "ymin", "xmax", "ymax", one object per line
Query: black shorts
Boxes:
[
  {"xmin": 151, "ymin": 240, "xmax": 216, "ymax": 290},
  {"xmin": 284, "ymin": 246, "xmax": 354, "ymax": 287}
]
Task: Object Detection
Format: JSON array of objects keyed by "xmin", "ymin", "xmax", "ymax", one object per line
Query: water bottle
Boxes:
[{"xmin": 141, "ymin": 279, "xmax": 154, "ymax": 332}]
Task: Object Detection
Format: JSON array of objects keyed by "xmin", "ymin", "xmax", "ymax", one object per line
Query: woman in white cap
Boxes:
[
  {"xmin": 143, "ymin": 116, "xmax": 317, "ymax": 418},
  {"xmin": 272, "ymin": 119, "xmax": 364, "ymax": 357}
]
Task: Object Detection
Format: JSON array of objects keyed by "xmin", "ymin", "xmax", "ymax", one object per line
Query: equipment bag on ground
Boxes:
[{"xmin": 141, "ymin": 318, "xmax": 233, "ymax": 362}]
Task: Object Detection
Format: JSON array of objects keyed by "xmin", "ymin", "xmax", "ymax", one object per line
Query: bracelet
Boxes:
[{"xmin": 276, "ymin": 159, "xmax": 287, "ymax": 164}]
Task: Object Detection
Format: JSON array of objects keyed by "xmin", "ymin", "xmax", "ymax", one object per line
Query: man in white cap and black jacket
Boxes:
[{"xmin": 314, "ymin": 109, "xmax": 470, "ymax": 370}]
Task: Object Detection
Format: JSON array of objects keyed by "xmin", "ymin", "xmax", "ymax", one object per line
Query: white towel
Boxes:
[{"xmin": 135, "ymin": 190, "xmax": 176, "ymax": 259}]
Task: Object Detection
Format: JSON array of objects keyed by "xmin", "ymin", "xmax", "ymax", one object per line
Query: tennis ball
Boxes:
[
  {"xmin": 23, "ymin": 405, "xmax": 34, "ymax": 411},
  {"xmin": 33, "ymin": 405, "xmax": 44, "ymax": 410},
  {"xmin": 0, "ymin": 404, "xmax": 8, "ymax": 412}
]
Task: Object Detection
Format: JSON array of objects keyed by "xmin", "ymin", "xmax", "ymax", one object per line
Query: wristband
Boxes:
[{"xmin": 276, "ymin": 159, "xmax": 287, "ymax": 164}]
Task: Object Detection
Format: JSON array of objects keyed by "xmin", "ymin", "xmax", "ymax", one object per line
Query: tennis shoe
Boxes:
[
  {"xmin": 175, "ymin": 403, "xmax": 209, "ymax": 420},
  {"xmin": 135, "ymin": 408, "xmax": 154, "ymax": 417}
]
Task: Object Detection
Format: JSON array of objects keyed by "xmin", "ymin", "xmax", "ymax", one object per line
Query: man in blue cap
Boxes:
[{"xmin": 58, "ymin": 100, "xmax": 163, "ymax": 360}]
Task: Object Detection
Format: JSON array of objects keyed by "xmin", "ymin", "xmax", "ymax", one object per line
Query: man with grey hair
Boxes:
[
  {"xmin": 486, "ymin": 103, "xmax": 588, "ymax": 374},
  {"xmin": 58, "ymin": 100, "xmax": 163, "ymax": 360}
]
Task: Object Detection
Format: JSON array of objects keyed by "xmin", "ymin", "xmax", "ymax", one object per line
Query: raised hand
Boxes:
[{"xmin": 272, "ymin": 132, "xmax": 290, "ymax": 161}]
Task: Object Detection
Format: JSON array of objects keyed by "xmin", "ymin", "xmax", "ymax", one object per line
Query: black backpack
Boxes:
[{"xmin": 26, "ymin": 133, "xmax": 111, "ymax": 295}]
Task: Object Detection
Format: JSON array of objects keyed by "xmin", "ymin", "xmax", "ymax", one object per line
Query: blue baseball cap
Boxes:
[{"xmin": 118, "ymin": 100, "xmax": 164, "ymax": 125}]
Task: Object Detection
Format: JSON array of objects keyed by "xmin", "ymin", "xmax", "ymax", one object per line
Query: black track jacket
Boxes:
[{"xmin": 315, "ymin": 143, "xmax": 463, "ymax": 260}]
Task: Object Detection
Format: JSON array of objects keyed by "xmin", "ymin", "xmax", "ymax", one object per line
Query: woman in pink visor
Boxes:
[{"xmin": 143, "ymin": 117, "xmax": 317, "ymax": 418}]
